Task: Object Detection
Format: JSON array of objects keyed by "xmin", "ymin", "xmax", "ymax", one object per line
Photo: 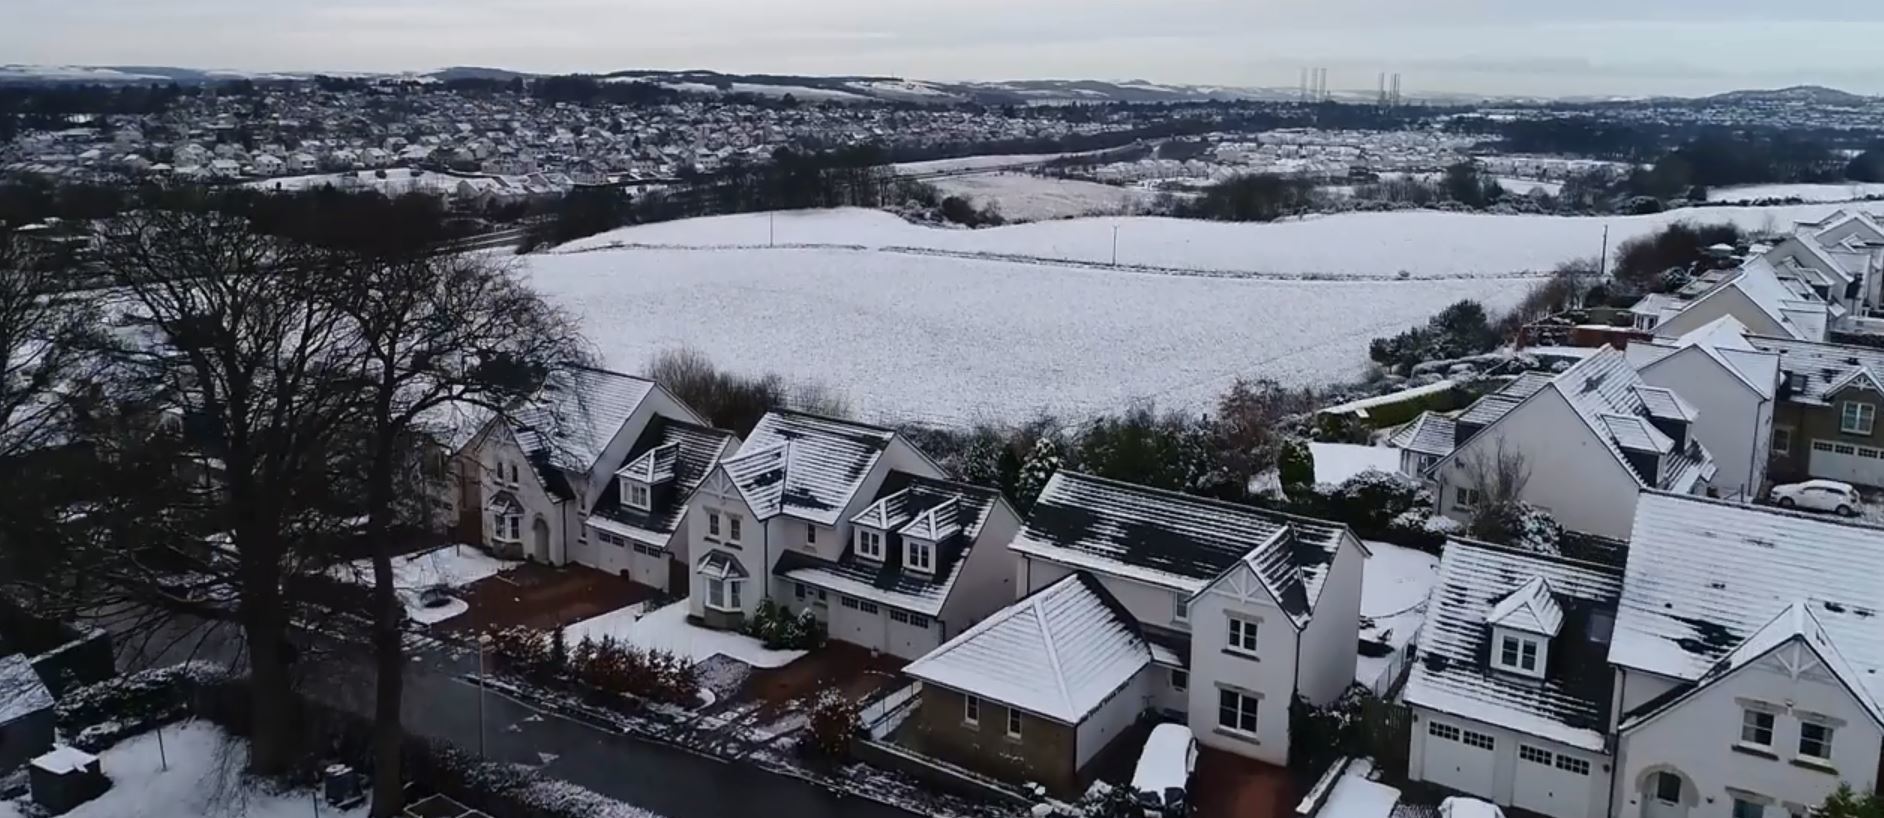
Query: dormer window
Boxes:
[
  {"xmin": 906, "ymin": 539, "xmax": 933, "ymax": 573},
  {"xmin": 625, "ymin": 481, "xmax": 651, "ymax": 511},
  {"xmin": 856, "ymin": 528, "xmax": 885, "ymax": 561},
  {"xmin": 1497, "ymin": 633, "xmax": 1541, "ymax": 673}
]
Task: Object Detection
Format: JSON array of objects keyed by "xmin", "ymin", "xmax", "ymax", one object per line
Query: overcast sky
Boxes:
[{"xmin": 10, "ymin": 0, "xmax": 1884, "ymax": 97}]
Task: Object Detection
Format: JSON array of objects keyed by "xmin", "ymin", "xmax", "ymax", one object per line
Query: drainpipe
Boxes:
[{"xmin": 1608, "ymin": 668, "xmax": 1626, "ymax": 818}]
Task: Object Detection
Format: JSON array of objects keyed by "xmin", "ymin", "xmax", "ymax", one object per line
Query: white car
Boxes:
[
  {"xmin": 1132, "ymin": 723, "xmax": 1197, "ymax": 816},
  {"xmin": 1770, "ymin": 480, "xmax": 1862, "ymax": 517}
]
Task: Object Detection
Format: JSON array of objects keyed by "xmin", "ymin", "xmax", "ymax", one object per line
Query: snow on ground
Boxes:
[
  {"xmin": 328, "ymin": 545, "xmax": 518, "ymax": 625},
  {"xmin": 1707, "ymin": 183, "xmax": 1884, "ymax": 203},
  {"xmin": 1319, "ymin": 759, "xmax": 1401, "ymax": 818},
  {"xmin": 1356, "ymin": 542, "xmax": 1440, "ymax": 692},
  {"xmin": 928, "ymin": 173, "xmax": 1155, "ymax": 222},
  {"xmin": 1309, "ymin": 443, "xmax": 1403, "ymax": 485},
  {"xmin": 890, "ymin": 153, "xmax": 1075, "ymax": 176},
  {"xmin": 525, "ymin": 246, "xmax": 1531, "ymax": 425},
  {"xmin": 1495, "ymin": 177, "xmax": 1564, "ymax": 197},
  {"xmin": 0, "ymin": 722, "xmax": 366, "ymax": 818},
  {"xmin": 562, "ymin": 601, "xmax": 805, "ymax": 668},
  {"xmin": 561, "ymin": 203, "xmax": 1855, "ymax": 279}
]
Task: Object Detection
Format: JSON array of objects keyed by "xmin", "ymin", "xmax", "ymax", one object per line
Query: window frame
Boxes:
[
  {"xmin": 1772, "ymin": 426, "xmax": 1792, "ymax": 456},
  {"xmin": 1740, "ymin": 708, "xmax": 1775, "ymax": 748},
  {"xmin": 1226, "ymin": 615, "xmax": 1259, "ymax": 657},
  {"xmin": 1173, "ymin": 593, "xmax": 1189, "ymax": 624},
  {"xmin": 1170, "ymin": 668, "xmax": 1188, "ymax": 692},
  {"xmin": 906, "ymin": 539, "xmax": 933, "ymax": 572},
  {"xmin": 626, "ymin": 481, "xmax": 651, "ymax": 510},
  {"xmin": 1496, "ymin": 634, "xmax": 1541, "ymax": 673},
  {"xmin": 1842, "ymin": 401, "xmax": 1876, "ymax": 435},
  {"xmin": 855, "ymin": 528, "xmax": 885, "ymax": 561},
  {"xmin": 1461, "ymin": 730, "xmax": 1495, "ymax": 751},
  {"xmin": 1654, "ymin": 772, "xmax": 1682, "ymax": 804},
  {"xmin": 1429, "ymin": 722, "xmax": 1461, "ymax": 741},
  {"xmin": 1456, "ymin": 486, "xmax": 1482, "ymax": 511},
  {"xmin": 963, "ymin": 695, "xmax": 980, "ymax": 726},
  {"xmin": 1798, "ymin": 721, "xmax": 1834, "ymax": 763},
  {"xmin": 726, "ymin": 513, "xmax": 743, "ymax": 544},
  {"xmin": 706, "ymin": 509, "xmax": 721, "ymax": 539},
  {"xmin": 705, "ymin": 578, "xmax": 741, "ymax": 612},
  {"xmin": 1216, "ymin": 688, "xmax": 1259, "ymax": 737},
  {"xmin": 1732, "ymin": 799, "xmax": 1765, "ymax": 818},
  {"xmin": 1520, "ymin": 745, "xmax": 1553, "ymax": 765},
  {"xmin": 1005, "ymin": 708, "xmax": 1024, "ymax": 739}
]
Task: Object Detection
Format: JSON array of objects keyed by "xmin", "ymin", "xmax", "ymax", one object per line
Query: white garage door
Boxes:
[
  {"xmin": 832, "ymin": 595, "xmax": 885, "ymax": 650},
  {"xmin": 1423, "ymin": 721, "xmax": 1496, "ymax": 798},
  {"xmin": 1514, "ymin": 744, "xmax": 1593, "ymax": 818},
  {"xmin": 1809, "ymin": 440, "xmax": 1884, "ymax": 487}
]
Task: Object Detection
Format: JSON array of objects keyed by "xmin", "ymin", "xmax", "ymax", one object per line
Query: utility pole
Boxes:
[
  {"xmin": 1111, "ymin": 225, "xmax": 1120, "ymax": 265},
  {"xmin": 1599, "ymin": 225, "xmax": 1611, "ymax": 279},
  {"xmin": 769, "ymin": 212, "xmax": 776, "ymax": 247}
]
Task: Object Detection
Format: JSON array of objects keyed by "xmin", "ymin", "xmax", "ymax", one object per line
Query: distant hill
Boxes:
[{"xmin": 1704, "ymin": 85, "xmax": 1871, "ymax": 105}]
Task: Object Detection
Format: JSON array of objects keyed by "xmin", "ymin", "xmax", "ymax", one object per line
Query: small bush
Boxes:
[
  {"xmin": 1469, "ymin": 502, "xmax": 1563, "ymax": 554},
  {"xmin": 741, "ymin": 599, "xmax": 825, "ymax": 650},
  {"xmin": 1277, "ymin": 439, "xmax": 1315, "ymax": 495},
  {"xmin": 487, "ymin": 626, "xmax": 555, "ymax": 679},
  {"xmin": 568, "ymin": 635, "xmax": 700, "ymax": 706},
  {"xmin": 805, "ymin": 689, "xmax": 860, "ymax": 760}
]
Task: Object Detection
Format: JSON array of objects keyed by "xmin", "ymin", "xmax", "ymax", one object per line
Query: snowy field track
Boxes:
[
  {"xmin": 525, "ymin": 245, "xmax": 1532, "ymax": 426},
  {"xmin": 559, "ymin": 204, "xmax": 1860, "ymax": 279}
]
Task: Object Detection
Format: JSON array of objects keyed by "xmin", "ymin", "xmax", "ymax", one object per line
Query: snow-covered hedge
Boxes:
[
  {"xmin": 741, "ymin": 599, "xmax": 825, "ymax": 651},
  {"xmin": 57, "ymin": 661, "xmax": 228, "ymax": 751}
]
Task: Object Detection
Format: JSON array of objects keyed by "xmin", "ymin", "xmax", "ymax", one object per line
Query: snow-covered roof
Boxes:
[
  {"xmin": 903, "ymin": 573, "xmax": 1150, "ymax": 724},
  {"xmin": 1598, "ymin": 413, "xmax": 1674, "ymax": 454},
  {"xmin": 718, "ymin": 411, "xmax": 896, "ymax": 525},
  {"xmin": 696, "ymin": 550, "xmax": 748, "ymax": 580},
  {"xmin": 1629, "ymin": 316, "xmax": 1779, "ymax": 401},
  {"xmin": 413, "ymin": 400, "xmax": 496, "ymax": 454},
  {"xmin": 1749, "ymin": 334, "xmax": 1884, "ymax": 406},
  {"xmin": 1612, "ymin": 492, "xmax": 1884, "ymax": 714},
  {"xmin": 0, "ymin": 654, "xmax": 53, "ymax": 724},
  {"xmin": 1403, "ymin": 539, "xmax": 1623, "ymax": 752},
  {"xmin": 30, "ymin": 745, "xmax": 97, "ymax": 775},
  {"xmin": 1011, "ymin": 472, "xmax": 1355, "ymax": 627},
  {"xmin": 1387, "ymin": 412, "xmax": 1457, "ymax": 458},
  {"xmin": 589, "ymin": 417, "xmax": 737, "ymax": 547},
  {"xmin": 1631, "ymin": 386, "xmax": 1697, "ymax": 423},
  {"xmin": 1485, "ymin": 576, "xmax": 1565, "ymax": 637},
  {"xmin": 777, "ymin": 473, "xmax": 1001, "ymax": 617},
  {"xmin": 510, "ymin": 366, "xmax": 657, "ymax": 474}
]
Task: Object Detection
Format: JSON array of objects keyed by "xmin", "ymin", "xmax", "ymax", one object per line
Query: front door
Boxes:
[
  {"xmin": 1641, "ymin": 771, "xmax": 1689, "ymax": 818},
  {"xmin": 531, "ymin": 517, "xmax": 551, "ymax": 563}
]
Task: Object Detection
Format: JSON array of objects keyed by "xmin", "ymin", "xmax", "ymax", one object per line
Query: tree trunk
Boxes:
[
  {"xmin": 242, "ymin": 597, "xmax": 299, "ymax": 775},
  {"xmin": 368, "ymin": 426, "xmax": 406, "ymax": 818}
]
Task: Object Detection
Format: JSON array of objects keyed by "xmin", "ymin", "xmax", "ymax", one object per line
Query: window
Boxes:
[
  {"xmin": 1864, "ymin": 447, "xmax": 1882, "ymax": 459},
  {"xmin": 856, "ymin": 529, "xmax": 884, "ymax": 560},
  {"xmin": 1217, "ymin": 689, "xmax": 1259, "ymax": 736},
  {"xmin": 806, "ymin": 523, "xmax": 817, "ymax": 544},
  {"xmin": 1456, "ymin": 486, "xmax": 1482, "ymax": 510},
  {"xmin": 907, "ymin": 613, "xmax": 929, "ymax": 629},
  {"xmin": 1428, "ymin": 722, "xmax": 1461, "ymax": 741},
  {"xmin": 840, "ymin": 596, "xmax": 859, "ymax": 610},
  {"xmin": 907, "ymin": 540, "xmax": 933, "ymax": 572},
  {"xmin": 1173, "ymin": 594, "xmax": 1189, "ymax": 624},
  {"xmin": 1842, "ymin": 401, "xmax": 1876, "ymax": 435},
  {"xmin": 1799, "ymin": 722, "xmax": 1834, "ymax": 762},
  {"xmin": 963, "ymin": 695, "xmax": 980, "ymax": 726},
  {"xmin": 858, "ymin": 600, "xmax": 880, "ymax": 614},
  {"xmin": 1741, "ymin": 709, "xmax": 1775, "ymax": 747},
  {"xmin": 1555, "ymin": 755, "xmax": 1591, "ymax": 776},
  {"xmin": 626, "ymin": 482, "xmax": 651, "ymax": 510},
  {"xmin": 889, "ymin": 610, "xmax": 930, "ymax": 628},
  {"xmin": 632, "ymin": 542, "xmax": 662, "ymax": 556},
  {"xmin": 1654, "ymin": 772, "xmax": 1682, "ymax": 804},
  {"xmin": 1171, "ymin": 669, "xmax": 1188, "ymax": 692},
  {"xmin": 1634, "ymin": 313, "xmax": 1659, "ymax": 331},
  {"xmin": 1520, "ymin": 745, "xmax": 1553, "ymax": 765},
  {"xmin": 1773, "ymin": 427, "xmax": 1792, "ymax": 455},
  {"xmin": 1227, "ymin": 616, "xmax": 1259, "ymax": 656},
  {"xmin": 890, "ymin": 609, "xmax": 909, "ymax": 624},
  {"xmin": 1461, "ymin": 730, "xmax": 1495, "ymax": 751},
  {"xmin": 1497, "ymin": 635, "xmax": 1540, "ymax": 673},
  {"xmin": 1814, "ymin": 440, "xmax": 1836, "ymax": 453},
  {"xmin": 727, "ymin": 514, "xmax": 743, "ymax": 543},
  {"xmin": 1006, "ymin": 708, "xmax": 1024, "ymax": 739},
  {"xmin": 706, "ymin": 578, "xmax": 742, "ymax": 611},
  {"xmin": 1836, "ymin": 444, "xmax": 1857, "ymax": 455},
  {"xmin": 707, "ymin": 510, "xmax": 721, "ymax": 539},
  {"xmin": 794, "ymin": 583, "xmax": 808, "ymax": 601},
  {"xmin": 1734, "ymin": 799, "xmax": 1765, "ymax": 818}
]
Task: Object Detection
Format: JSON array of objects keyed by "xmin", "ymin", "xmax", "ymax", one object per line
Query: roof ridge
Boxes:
[
  {"xmin": 1445, "ymin": 536, "xmax": 1626, "ymax": 576},
  {"xmin": 769, "ymin": 407, "xmax": 898, "ymax": 435},
  {"xmin": 1058, "ymin": 470, "xmax": 1345, "ymax": 533},
  {"xmin": 1032, "ymin": 592, "xmax": 1075, "ymax": 717}
]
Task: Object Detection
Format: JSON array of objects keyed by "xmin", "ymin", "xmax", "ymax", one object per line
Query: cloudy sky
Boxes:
[{"xmin": 9, "ymin": 0, "xmax": 1884, "ymax": 97}]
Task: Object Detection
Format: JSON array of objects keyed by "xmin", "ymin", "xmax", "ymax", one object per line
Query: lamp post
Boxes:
[{"xmin": 477, "ymin": 633, "xmax": 491, "ymax": 759}]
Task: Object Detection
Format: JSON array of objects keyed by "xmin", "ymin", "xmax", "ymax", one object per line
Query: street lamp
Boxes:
[{"xmin": 477, "ymin": 633, "xmax": 492, "ymax": 759}]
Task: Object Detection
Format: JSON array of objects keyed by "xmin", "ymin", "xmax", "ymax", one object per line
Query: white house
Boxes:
[
  {"xmin": 469, "ymin": 366, "xmax": 709, "ymax": 566},
  {"xmin": 1648, "ymin": 258, "xmax": 1831, "ymax": 342},
  {"xmin": 1608, "ymin": 492, "xmax": 1884, "ymax": 818},
  {"xmin": 1793, "ymin": 210, "xmax": 1884, "ymax": 315},
  {"xmin": 1626, "ymin": 316, "xmax": 1781, "ymax": 501},
  {"xmin": 580, "ymin": 417, "xmax": 739, "ymax": 592},
  {"xmin": 1426, "ymin": 348, "xmax": 1717, "ymax": 540},
  {"xmin": 682, "ymin": 411, "xmax": 963, "ymax": 648},
  {"xmin": 985, "ymin": 471, "xmax": 1370, "ymax": 769},
  {"xmin": 1403, "ymin": 538, "xmax": 1625, "ymax": 818}
]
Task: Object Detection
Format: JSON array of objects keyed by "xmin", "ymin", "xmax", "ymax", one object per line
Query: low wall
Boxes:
[{"xmin": 852, "ymin": 738, "xmax": 1031, "ymax": 806}]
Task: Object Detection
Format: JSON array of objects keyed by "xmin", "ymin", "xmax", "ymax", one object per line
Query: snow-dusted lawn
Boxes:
[
  {"xmin": 526, "ymin": 246, "xmax": 1530, "ymax": 424},
  {"xmin": 1315, "ymin": 758, "xmax": 1401, "ymax": 818},
  {"xmin": 562, "ymin": 601, "xmax": 805, "ymax": 669},
  {"xmin": 1708, "ymin": 183, "xmax": 1884, "ymax": 203},
  {"xmin": 1495, "ymin": 177, "xmax": 1564, "ymax": 197},
  {"xmin": 328, "ymin": 545, "xmax": 519, "ymax": 625},
  {"xmin": 891, "ymin": 153, "xmax": 1075, "ymax": 175},
  {"xmin": 0, "ymin": 722, "xmax": 365, "ymax": 818},
  {"xmin": 1309, "ymin": 443, "xmax": 1402, "ymax": 486},
  {"xmin": 929, "ymin": 173, "xmax": 1154, "ymax": 222},
  {"xmin": 1357, "ymin": 541, "xmax": 1441, "ymax": 692}
]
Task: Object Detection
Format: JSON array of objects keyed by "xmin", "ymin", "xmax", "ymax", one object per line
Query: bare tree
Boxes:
[
  {"xmin": 321, "ymin": 249, "xmax": 585, "ymax": 816},
  {"xmin": 1463, "ymin": 438, "xmax": 1535, "ymax": 544}
]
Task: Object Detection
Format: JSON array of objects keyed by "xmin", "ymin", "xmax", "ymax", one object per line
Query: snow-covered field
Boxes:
[
  {"xmin": 0, "ymin": 723, "xmax": 363, "ymax": 818},
  {"xmin": 526, "ymin": 245, "xmax": 1531, "ymax": 424},
  {"xmin": 563, "ymin": 601, "xmax": 805, "ymax": 668},
  {"xmin": 890, "ymin": 153, "xmax": 1074, "ymax": 176},
  {"xmin": 928, "ymin": 173, "xmax": 1155, "ymax": 221},
  {"xmin": 1707, "ymin": 182, "xmax": 1884, "ymax": 204},
  {"xmin": 562, "ymin": 204, "xmax": 1854, "ymax": 279}
]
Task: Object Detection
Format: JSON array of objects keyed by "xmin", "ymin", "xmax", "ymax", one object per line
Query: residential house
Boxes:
[
  {"xmin": 1403, "ymin": 538, "xmax": 1625, "ymax": 818},
  {"xmin": 1793, "ymin": 210, "xmax": 1884, "ymax": 315},
  {"xmin": 1424, "ymin": 348, "xmax": 1717, "ymax": 540},
  {"xmin": 908, "ymin": 470, "xmax": 1367, "ymax": 789},
  {"xmin": 1609, "ymin": 492, "xmax": 1884, "ymax": 818},
  {"xmin": 466, "ymin": 366, "xmax": 710, "ymax": 566},
  {"xmin": 581, "ymin": 417, "xmax": 739, "ymax": 592},
  {"xmin": 682, "ymin": 411, "xmax": 956, "ymax": 645},
  {"xmin": 1748, "ymin": 334, "xmax": 1884, "ymax": 487},
  {"xmin": 1625, "ymin": 317, "xmax": 1781, "ymax": 500},
  {"xmin": 1645, "ymin": 257, "xmax": 1832, "ymax": 342}
]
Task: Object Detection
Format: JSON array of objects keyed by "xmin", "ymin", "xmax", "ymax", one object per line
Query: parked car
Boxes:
[
  {"xmin": 1770, "ymin": 480, "xmax": 1862, "ymax": 517},
  {"xmin": 1132, "ymin": 723, "xmax": 1197, "ymax": 817}
]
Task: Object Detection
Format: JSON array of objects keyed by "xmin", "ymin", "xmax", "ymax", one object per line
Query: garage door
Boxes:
[
  {"xmin": 1422, "ymin": 721, "xmax": 1496, "ymax": 797},
  {"xmin": 832, "ymin": 595, "xmax": 885, "ymax": 650},
  {"xmin": 1809, "ymin": 440, "xmax": 1884, "ymax": 487},
  {"xmin": 1514, "ymin": 744, "xmax": 1593, "ymax": 818}
]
